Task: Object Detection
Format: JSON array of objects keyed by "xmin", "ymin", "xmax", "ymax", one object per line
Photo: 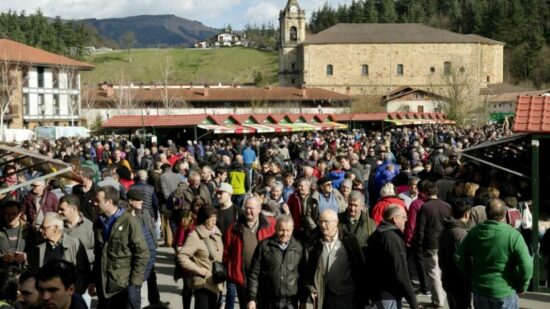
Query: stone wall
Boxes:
[{"xmin": 301, "ymin": 42, "xmax": 503, "ymax": 96}]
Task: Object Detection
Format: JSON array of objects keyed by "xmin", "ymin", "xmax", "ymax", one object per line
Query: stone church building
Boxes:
[{"xmin": 279, "ymin": 0, "xmax": 504, "ymax": 96}]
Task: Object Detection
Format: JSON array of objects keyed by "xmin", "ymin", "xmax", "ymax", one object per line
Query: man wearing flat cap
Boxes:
[
  {"xmin": 312, "ymin": 176, "xmax": 346, "ymax": 215},
  {"xmin": 126, "ymin": 189, "xmax": 169, "ymax": 309},
  {"xmin": 23, "ymin": 180, "xmax": 58, "ymax": 228}
]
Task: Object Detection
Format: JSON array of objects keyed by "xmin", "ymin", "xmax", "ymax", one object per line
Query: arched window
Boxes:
[
  {"xmin": 290, "ymin": 27, "xmax": 298, "ymax": 42},
  {"xmin": 326, "ymin": 64, "xmax": 333, "ymax": 76},
  {"xmin": 361, "ymin": 64, "xmax": 369, "ymax": 76},
  {"xmin": 396, "ymin": 64, "xmax": 404, "ymax": 76}
]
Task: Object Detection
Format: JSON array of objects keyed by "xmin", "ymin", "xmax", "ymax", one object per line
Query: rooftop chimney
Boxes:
[
  {"xmin": 204, "ymin": 84, "xmax": 209, "ymax": 97},
  {"xmin": 346, "ymin": 86, "xmax": 351, "ymax": 96},
  {"xmin": 190, "ymin": 82, "xmax": 193, "ymax": 90},
  {"xmin": 301, "ymin": 85, "xmax": 307, "ymax": 98}
]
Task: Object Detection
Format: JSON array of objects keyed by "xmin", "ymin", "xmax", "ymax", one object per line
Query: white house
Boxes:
[
  {"xmin": 0, "ymin": 39, "xmax": 94, "ymax": 129},
  {"xmin": 383, "ymin": 86, "xmax": 445, "ymax": 113}
]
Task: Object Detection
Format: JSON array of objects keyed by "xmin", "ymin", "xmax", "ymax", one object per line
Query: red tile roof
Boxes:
[
  {"xmin": 101, "ymin": 112, "xmax": 453, "ymax": 129},
  {"xmin": 94, "ymin": 86, "xmax": 350, "ymax": 103},
  {"xmin": 513, "ymin": 96, "xmax": 550, "ymax": 133},
  {"xmin": 0, "ymin": 39, "xmax": 94, "ymax": 69}
]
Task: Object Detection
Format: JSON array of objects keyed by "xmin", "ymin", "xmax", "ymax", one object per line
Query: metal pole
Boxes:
[{"xmin": 531, "ymin": 135, "xmax": 540, "ymax": 292}]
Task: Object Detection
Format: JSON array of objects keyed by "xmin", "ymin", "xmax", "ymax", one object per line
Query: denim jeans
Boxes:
[
  {"xmin": 224, "ymin": 281, "xmax": 237, "ymax": 309},
  {"xmin": 375, "ymin": 298, "xmax": 402, "ymax": 309},
  {"xmin": 473, "ymin": 293, "xmax": 518, "ymax": 309}
]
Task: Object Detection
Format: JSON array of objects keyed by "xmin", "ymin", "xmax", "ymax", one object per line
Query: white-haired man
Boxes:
[{"xmin": 30, "ymin": 212, "xmax": 91, "ymax": 296}]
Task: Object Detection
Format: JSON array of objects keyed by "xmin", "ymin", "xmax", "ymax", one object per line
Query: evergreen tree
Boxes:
[
  {"xmin": 363, "ymin": 0, "xmax": 378, "ymax": 23},
  {"xmin": 349, "ymin": 0, "xmax": 365, "ymax": 23},
  {"xmin": 378, "ymin": 0, "xmax": 398, "ymax": 23},
  {"xmin": 448, "ymin": 0, "xmax": 463, "ymax": 32}
]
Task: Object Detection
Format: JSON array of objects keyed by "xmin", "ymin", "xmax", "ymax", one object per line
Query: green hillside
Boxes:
[{"xmin": 81, "ymin": 47, "xmax": 279, "ymax": 85}]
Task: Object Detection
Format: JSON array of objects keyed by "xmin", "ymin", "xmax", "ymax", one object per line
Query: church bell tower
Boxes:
[{"xmin": 279, "ymin": 0, "xmax": 306, "ymax": 87}]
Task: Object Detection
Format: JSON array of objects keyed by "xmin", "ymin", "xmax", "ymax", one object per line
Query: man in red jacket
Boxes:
[{"xmin": 223, "ymin": 196, "xmax": 275, "ymax": 309}]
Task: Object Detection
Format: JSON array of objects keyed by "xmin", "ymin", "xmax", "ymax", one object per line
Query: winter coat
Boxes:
[
  {"xmin": 160, "ymin": 170, "xmax": 183, "ymax": 200},
  {"xmin": 223, "ymin": 215, "xmax": 276, "ymax": 288},
  {"xmin": 72, "ymin": 184, "xmax": 99, "ymax": 222},
  {"xmin": 228, "ymin": 162, "xmax": 250, "ymax": 195},
  {"xmin": 129, "ymin": 181, "xmax": 159, "ymax": 220},
  {"xmin": 22, "ymin": 190, "xmax": 58, "ymax": 225},
  {"xmin": 328, "ymin": 170, "xmax": 345, "ymax": 189},
  {"xmin": 413, "ymin": 198, "xmax": 452, "ymax": 251},
  {"xmin": 338, "ymin": 211, "xmax": 377, "ymax": 248},
  {"xmin": 92, "ymin": 209, "xmax": 149, "ymax": 299},
  {"xmin": 178, "ymin": 225, "xmax": 224, "ymax": 294},
  {"xmin": 140, "ymin": 154, "xmax": 155, "ymax": 171},
  {"xmin": 371, "ymin": 196, "xmax": 406, "ymax": 225},
  {"xmin": 301, "ymin": 229, "xmax": 365, "ymax": 309},
  {"xmin": 0, "ymin": 221, "xmax": 36, "ymax": 269},
  {"xmin": 80, "ymin": 160, "xmax": 101, "ymax": 183},
  {"xmin": 404, "ymin": 197, "xmax": 425, "ymax": 246},
  {"xmin": 311, "ymin": 190, "xmax": 346, "ymax": 214},
  {"xmin": 455, "ymin": 220, "xmax": 533, "ymax": 298},
  {"xmin": 136, "ymin": 211, "xmax": 156, "ymax": 281},
  {"xmin": 287, "ymin": 192, "xmax": 318, "ymax": 236},
  {"xmin": 438, "ymin": 218, "xmax": 469, "ymax": 291},
  {"xmin": 364, "ymin": 222, "xmax": 418, "ymax": 308},
  {"xmin": 30, "ymin": 235, "xmax": 91, "ymax": 294},
  {"xmin": 247, "ymin": 236, "xmax": 303, "ymax": 303}
]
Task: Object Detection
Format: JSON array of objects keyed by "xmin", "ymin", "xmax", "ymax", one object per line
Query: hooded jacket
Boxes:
[
  {"xmin": 455, "ymin": 220, "xmax": 533, "ymax": 298},
  {"xmin": 365, "ymin": 221, "xmax": 418, "ymax": 308}
]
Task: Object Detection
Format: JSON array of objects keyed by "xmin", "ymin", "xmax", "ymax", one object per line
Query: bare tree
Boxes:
[
  {"xmin": 159, "ymin": 56, "xmax": 186, "ymax": 114},
  {"xmin": 111, "ymin": 69, "xmax": 135, "ymax": 116},
  {"xmin": 0, "ymin": 55, "xmax": 20, "ymax": 141},
  {"xmin": 81, "ymin": 81, "xmax": 97, "ymax": 128},
  {"xmin": 429, "ymin": 64, "xmax": 481, "ymax": 125}
]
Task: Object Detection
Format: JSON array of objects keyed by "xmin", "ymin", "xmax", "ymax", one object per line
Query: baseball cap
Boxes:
[{"xmin": 216, "ymin": 183, "xmax": 233, "ymax": 195}]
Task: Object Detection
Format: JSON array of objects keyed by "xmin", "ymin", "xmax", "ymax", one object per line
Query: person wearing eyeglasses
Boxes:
[
  {"xmin": 29, "ymin": 212, "xmax": 91, "ymax": 297},
  {"xmin": 364, "ymin": 205, "xmax": 419, "ymax": 309},
  {"xmin": 301, "ymin": 209, "xmax": 365, "ymax": 309}
]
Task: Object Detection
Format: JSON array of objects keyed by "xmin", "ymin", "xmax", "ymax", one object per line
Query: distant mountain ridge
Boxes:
[{"xmin": 79, "ymin": 14, "xmax": 220, "ymax": 48}]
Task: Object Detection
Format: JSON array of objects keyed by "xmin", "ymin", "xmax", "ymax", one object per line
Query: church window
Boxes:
[
  {"xmin": 290, "ymin": 27, "xmax": 298, "ymax": 42},
  {"xmin": 361, "ymin": 65, "xmax": 369, "ymax": 76},
  {"xmin": 292, "ymin": 62, "xmax": 296, "ymax": 70},
  {"xmin": 396, "ymin": 64, "xmax": 404, "ymax": 76},
  {"xmin": 444, "ymin": 61, "xmax": 452, "ymax": 75},
  {"xmin": 326, "ymin": 64, "xmax": 333, "ymax": 76},
  {"xmin": 487, "ymin": 75, "xmax": 490, "ymax": 83}
]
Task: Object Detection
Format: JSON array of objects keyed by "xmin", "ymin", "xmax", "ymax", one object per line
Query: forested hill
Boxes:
[{"xmin": 309, "ymin": 0, "xmax": 550, "ymax": 87}]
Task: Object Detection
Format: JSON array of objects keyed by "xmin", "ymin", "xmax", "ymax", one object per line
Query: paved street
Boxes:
[{"xmin": 139, "ymin": 247, "xmax": 550, "ymax": 309}]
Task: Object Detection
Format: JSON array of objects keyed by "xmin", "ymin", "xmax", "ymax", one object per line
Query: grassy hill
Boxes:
[{"xmin": 81, "ymin": 47, "xmax": 279, "ymax": 85}]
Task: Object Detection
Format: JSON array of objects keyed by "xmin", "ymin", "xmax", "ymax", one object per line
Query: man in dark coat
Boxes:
[
  {"xmin": 338, "ymin": 191, "xmax": 376, "ymax": 248},
  {"xmin": 438, "ymin": 200, "xmax": 471, "ymax": 309},
  {"xmin": 302, "ymin": 209, "xmax": 364, "ymax": 309},
  {"xmin": 365, "ymin": 205, "xmax": 418, "ymax": 309},
  {"xmin": 412, "ymin": 181, "xmax": 452, "ymax": 307},
  {"xmin": 247, "ymin": 215, "xmax": 302, "ymax": 309}
]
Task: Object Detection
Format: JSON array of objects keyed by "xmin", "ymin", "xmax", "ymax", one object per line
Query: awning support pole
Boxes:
[{"xmin": 531, "ymin": 135, "xmax": 540, "ymax": 292}]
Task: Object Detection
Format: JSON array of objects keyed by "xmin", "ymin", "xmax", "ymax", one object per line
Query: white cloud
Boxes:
[
  {"xmin": 242, "ymin": 2, "xmax": 280, "ymax": 26},
  {"xmin": 0, "ymin": 0, "xmax": 350, "ymax": 28}
]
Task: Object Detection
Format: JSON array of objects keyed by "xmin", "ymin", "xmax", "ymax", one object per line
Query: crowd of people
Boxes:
[{"xmin": 0, "ymin": 123, "xmax": 539, "ymax": 309}]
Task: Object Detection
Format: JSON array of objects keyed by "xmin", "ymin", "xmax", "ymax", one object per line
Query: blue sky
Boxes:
[{"xmin": 0, "ymin": 0, "xmax": 352, "ymax": 29}]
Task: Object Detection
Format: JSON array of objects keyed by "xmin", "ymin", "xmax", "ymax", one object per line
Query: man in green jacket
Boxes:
[
  {"xmin": 455, "ymin": 198, "xmax": 532, "ymax": 308},
  {"xmin": 89, "ymin": 186, "xmax": 149, "ymax": 309}
]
